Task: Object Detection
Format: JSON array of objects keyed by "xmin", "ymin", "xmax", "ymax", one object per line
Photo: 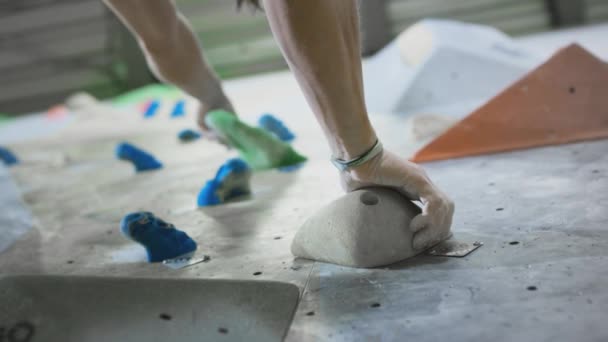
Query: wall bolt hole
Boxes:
[{"xmin": 360, "ymin": 192, "xmax": 379, "ymax": 205}]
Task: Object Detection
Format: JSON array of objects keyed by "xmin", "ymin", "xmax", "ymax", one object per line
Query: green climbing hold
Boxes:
[
  {"xmin": 205, "ymin": 110, "xmax": 307, "ymax": 170},
  {"xmin": 0, "ymin": 114, "xmax": 13, "ymax": 127},
  {"xmin": 110, "ymin": 84, "xmax": 181, "ymax": 106}
]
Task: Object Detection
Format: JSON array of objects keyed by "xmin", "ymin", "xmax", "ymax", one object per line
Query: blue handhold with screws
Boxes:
[
  {"xmin": 197, "ymin": 158, "xmax": 252, "ymax": 207},
  {"xmin": 120, "ymin": 211, "xmax": 197, "ymax": 262}
]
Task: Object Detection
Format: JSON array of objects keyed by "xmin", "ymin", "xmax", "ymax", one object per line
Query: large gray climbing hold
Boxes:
[{"xmin": 291, "ymin": 187, "xmax": 422, "ymax": 268}]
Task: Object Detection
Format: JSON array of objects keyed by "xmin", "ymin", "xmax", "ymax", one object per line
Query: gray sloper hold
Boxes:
[{"xmin": 291, "ymin": 187, "xmax": 423, "ymax": 268}]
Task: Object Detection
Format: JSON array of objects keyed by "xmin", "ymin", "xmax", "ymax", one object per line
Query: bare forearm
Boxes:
[
  {"xmin": 263, "ymin": 0, "xmax": 376, "ymax": 160},
  {"xmin": 104, "ymin": 0, "xmax": 232, "ymax": 112}
]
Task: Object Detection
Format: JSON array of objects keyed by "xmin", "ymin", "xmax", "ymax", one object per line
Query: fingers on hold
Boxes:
[
  {"xmin": 413, "ymin": 228, "xmax": 440, "ymax": 251},
  {"xmin": 447, "ymin": 198, "xmax": 455, "ymax": 213},
  {"xmin": 197, "ymin": 113, "xmax": 208, "ymax": 130},
  {"xmin": 398, "ymin": 187, "xmax": 418, "ymax": 201},
  {"xmin": 211, "ymin": 134, "xmax": 231, "ymax": 149},
  {"xmin": 413, "ymin": 224, "xmax": 452, "ymax": 251},
  {"xmin": 410, "ymin": 214, "xmax": 428, "ymax": 233}
]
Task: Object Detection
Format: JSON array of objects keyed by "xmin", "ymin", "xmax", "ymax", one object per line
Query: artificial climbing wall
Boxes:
[
  {"xmin": 388, "ymin": 0, "xmax": 552, "ymax": 36},
  {"xmin": 0, "ymin": 0, "xmax": 120, "ymax": 114},
  {"xmin": 586, "ymin": 0, "xmax": 608, "ymax": 23}
]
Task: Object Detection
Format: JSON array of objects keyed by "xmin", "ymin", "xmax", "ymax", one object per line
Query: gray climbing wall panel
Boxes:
[
  {"xmin": 587, "ymin": 0, "xmax": 608, "ymax": 23},
  {"xmin": 388, "ymin": 0, "xmax": 552, "ymax": 36},
  {"xmin": 0, "ymin": 0, "xmax": 120, "ymax": 114}
]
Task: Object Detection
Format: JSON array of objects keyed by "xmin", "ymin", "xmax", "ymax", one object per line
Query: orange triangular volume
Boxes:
[{"xmin": 412, "ymin": 44, "xmax": 608, "ymax": 163}]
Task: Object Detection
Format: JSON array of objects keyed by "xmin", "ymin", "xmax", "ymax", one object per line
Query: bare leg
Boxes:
[
  {"xmin": 103, "ymin": 0, "xmax": 234, "ymax": 129},
  {"xmin": 264, "ymin": 0, "xmax": 454, "ymax": 250}
]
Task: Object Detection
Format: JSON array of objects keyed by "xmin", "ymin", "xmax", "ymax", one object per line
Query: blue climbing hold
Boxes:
[
  {"xmin": 143, "ymin": 99, "xmax": 161, "ymax": 118},
  {"xmin": 0, "ymin": 147, "xmax": 18, "ymax": 166},
  {"xmin": 115, "ymin": 142, "xmax": 163, "ymax": 172},
  {"xmin": 178, "ymin": 129, "xmax": 201, "ymax": 142},
  {"xmin": 120, "ymin": 211, "xmax": 197, "ymax": 262},
  {"xmin": 171, "ymin": 100, "xmax": 186, "ymax": 118},
  {"xmin": 197, "ymin": 158, "xmax": 252, "ymax": 207},
  {"xmin": 258, "ymin": 113, "xmax": 295, "ymax": 142}
]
